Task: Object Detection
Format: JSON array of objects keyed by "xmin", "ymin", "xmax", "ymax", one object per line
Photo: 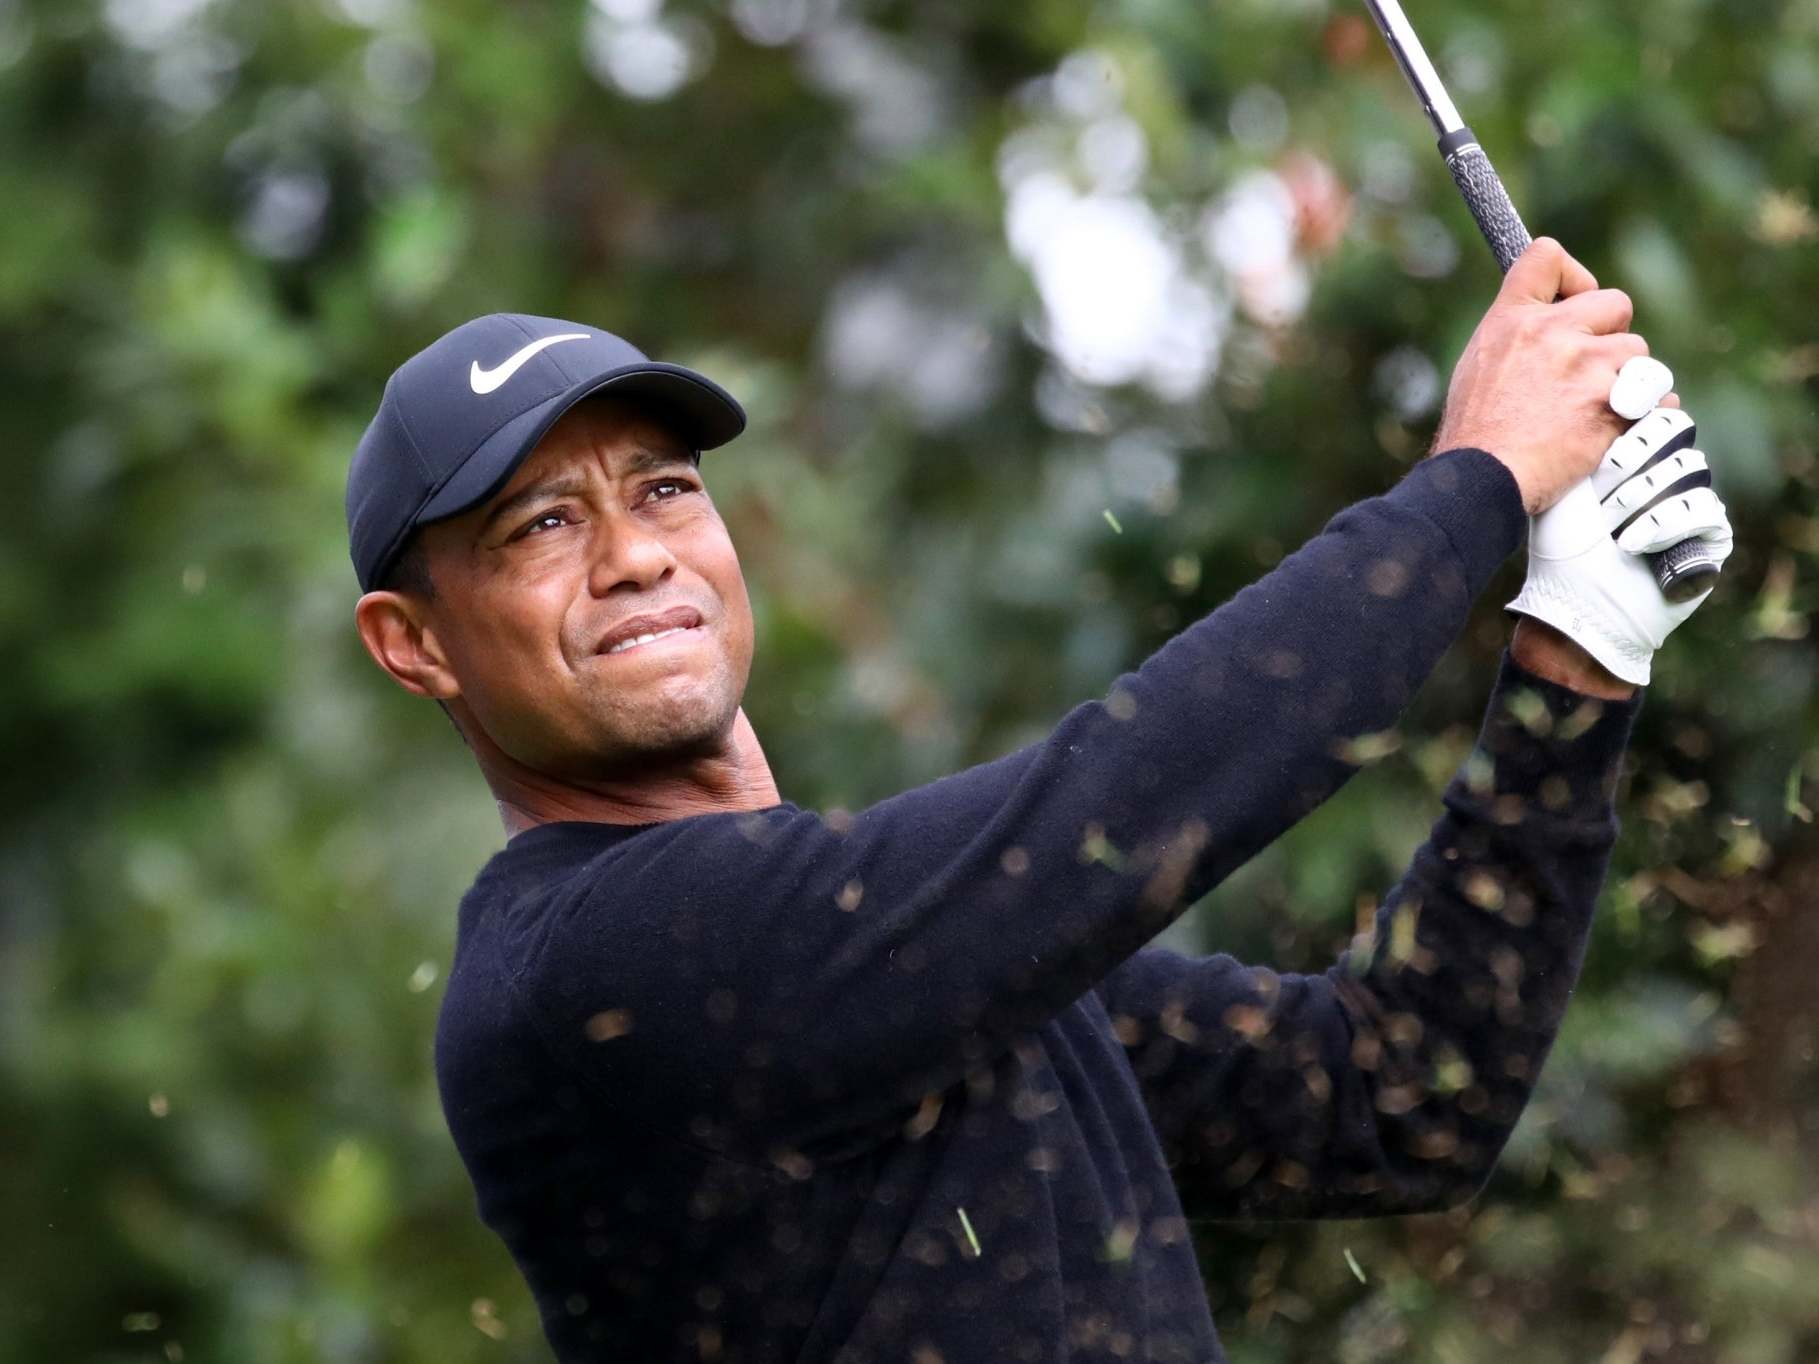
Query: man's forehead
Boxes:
[{"xmin": 497, "ymin": 403, "xmax": 697, "ymax": 494}]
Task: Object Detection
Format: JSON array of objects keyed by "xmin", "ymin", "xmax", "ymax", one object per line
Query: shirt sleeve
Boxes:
[
  {"xmin": 1096, "ymin": 651, "xmax": 1640, "ymax": 1220},
  {"xmin": 503, "ymin": 448, "xmax": 1529, "ymax": 1159}
]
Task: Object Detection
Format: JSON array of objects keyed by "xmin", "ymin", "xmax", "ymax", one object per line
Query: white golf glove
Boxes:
[{"xmin": 1506, "ymin": 407, "xmax": 1734, "ymax": 686}]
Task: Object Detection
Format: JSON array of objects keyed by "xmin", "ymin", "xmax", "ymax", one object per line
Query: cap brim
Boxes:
[{"xmin": 417, "ymin": 362, "xmax": 746, "ymax": 525}]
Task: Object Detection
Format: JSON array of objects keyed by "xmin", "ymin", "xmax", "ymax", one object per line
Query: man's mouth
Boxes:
[
  {"xmin": 597, "ymin": 605, "xmax": 704, "ymax": 655},
  {"xmin": 604, "ymin": 625, "xmax": 698, "ymax": 655}
]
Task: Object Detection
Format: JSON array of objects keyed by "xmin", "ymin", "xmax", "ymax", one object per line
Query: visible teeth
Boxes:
[{"xmin": 608, "ymin": 626, "xmax": 688, "ymax": 654}]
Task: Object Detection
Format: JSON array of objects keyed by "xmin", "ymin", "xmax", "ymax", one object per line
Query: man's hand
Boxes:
[
  {"xmin": 1505, "ymin": 407, "xmax": 1734, "ymax": 687},
  {"xmin": 1433, "ymin": 237, "xmax": 1663, "ymax": 515}
]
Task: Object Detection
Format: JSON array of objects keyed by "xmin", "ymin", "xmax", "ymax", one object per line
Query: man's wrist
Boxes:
[{"xmin": 1510, "ymin": 616, "xmax": 1638, "ymax": 700}]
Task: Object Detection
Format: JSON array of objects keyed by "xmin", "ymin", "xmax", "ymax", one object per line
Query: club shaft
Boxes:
[{"xmin": 1362, "ymin": 0, "xmax": 1463, "ymax": 136}]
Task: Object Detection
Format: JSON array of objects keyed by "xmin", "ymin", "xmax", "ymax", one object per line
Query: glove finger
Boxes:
[
  {"xmin": 1592, "ymin": 408, "xmax": 1697, "ymax": 500},
  {"xmin": 1616, "ymin": 485, "xmax": 1734, "ymax": 556},
  {"xmin": 1603, "ymin": 448, "xmax": 1710, "ymax": 533}
]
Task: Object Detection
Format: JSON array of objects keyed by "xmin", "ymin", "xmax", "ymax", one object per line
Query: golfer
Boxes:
[{"xmin": 348, "ymin": 238, "xmax": 1731, "ymax": 1363}]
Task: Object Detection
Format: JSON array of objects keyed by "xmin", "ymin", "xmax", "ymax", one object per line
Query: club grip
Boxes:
[
  {"xmin": 1438, "ymin": 126, "xmax": 1721, "ymax": 603},
  {"xmin": 1653, "ymin": 538, "xmax": 1723, "ymax": 603},
  {"xmin": 1440, "ymin": 129, "xmax": 1532, "ymax": 271}
]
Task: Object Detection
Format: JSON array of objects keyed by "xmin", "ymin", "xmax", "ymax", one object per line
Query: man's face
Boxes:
[{"xmin": 414, "ymin": 394, "xmax": 754, "ymax": 781}]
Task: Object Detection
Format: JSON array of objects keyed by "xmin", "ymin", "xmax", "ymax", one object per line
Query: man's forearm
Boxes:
[
  {"xmin": 1102, "ymin": 648, "xmax": 1644, "ymax": 1221},
  {"xmin": 1320, "ymin": 650, "xmax": 1641, "ymax": 1210},
  {"xmin": 1510, "ymin": 615, "xmax": 1638, "ymax": 701}
]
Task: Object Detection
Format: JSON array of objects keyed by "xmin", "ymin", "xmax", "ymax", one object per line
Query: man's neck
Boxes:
[{"xmin": 484, "ymin": 708, "xmax": 782, "ymax": 837}]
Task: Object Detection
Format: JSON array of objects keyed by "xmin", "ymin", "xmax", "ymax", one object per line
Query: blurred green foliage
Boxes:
[{"xmin": 5, "ymin": 0, "xmax": 1818, "ymax": 1359}]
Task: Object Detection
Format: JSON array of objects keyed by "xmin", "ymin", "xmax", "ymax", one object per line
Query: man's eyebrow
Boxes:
[
  {"xmin": 476, "ymin": 475, "xmax": 591, "ymax": 539},
  {"xmin": 475, "ymin": 447, "xmax": 699, "ymax": 540},
  {"xmin": 624, "ymin": 443, "xmax": 699, "ymax": 475}
]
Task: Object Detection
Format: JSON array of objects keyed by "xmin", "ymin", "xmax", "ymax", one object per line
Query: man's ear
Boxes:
[{"xmin": 354, "ymin": 592, "xmax": 462, "ymax": 700}]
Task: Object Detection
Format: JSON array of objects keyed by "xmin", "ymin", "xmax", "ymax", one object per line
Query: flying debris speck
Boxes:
[
  {"xmin": 956, "ymin": 1206, "xmax": 982, "ymax": 1257},
  {"xmin": 470, "ymin": 1299, "xmax": 508, "ymax": 1340}
]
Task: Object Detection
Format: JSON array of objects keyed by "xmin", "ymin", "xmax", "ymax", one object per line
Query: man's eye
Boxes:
[
  {"xmin": 646, "ymin": 479, "xmax": 695, "ymax": 502},
  {"xmin": 518, "ymin": 509, "xmax": 574, "ymax": 538}
]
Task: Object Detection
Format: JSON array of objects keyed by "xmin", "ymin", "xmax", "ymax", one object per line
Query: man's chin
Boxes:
[{"xmin": 562, "ymin": 700, "xmax": 739, "ymax": 781}]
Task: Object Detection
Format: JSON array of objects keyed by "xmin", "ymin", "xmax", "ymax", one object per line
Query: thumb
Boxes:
[{"xmin": 1499, "ymin": 236, "xmax": 1597, "ymax": 304}]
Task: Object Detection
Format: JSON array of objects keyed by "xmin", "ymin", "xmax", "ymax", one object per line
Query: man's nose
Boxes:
[{"xmin": 586, "ymin": 512, "xmax": 677, "ymax": 596}]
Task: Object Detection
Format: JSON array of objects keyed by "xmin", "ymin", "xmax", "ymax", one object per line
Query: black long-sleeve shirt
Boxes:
[{"xmin": 433, "ymin": 447, "xmax": 1642, "ymax": 1363}]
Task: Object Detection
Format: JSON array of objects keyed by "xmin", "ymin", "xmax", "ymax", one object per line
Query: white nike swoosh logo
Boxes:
[{"xmin": 469, "ymin": 333, "xmax": 591, "ymax": 395}]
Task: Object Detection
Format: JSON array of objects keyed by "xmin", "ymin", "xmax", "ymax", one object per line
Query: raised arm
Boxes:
[
  {"xmin": 1096, "ymin": 650, "xmax": 1640, "ymax": 1219},
  {"xmin": 505, "ymin": 447, "xmax": 1528, "ymax": 1156}
]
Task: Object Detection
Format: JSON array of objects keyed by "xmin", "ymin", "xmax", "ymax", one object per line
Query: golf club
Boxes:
[{"xmin": 1362, "ymin": 0, "xmax": 1723, "ymax": 603}]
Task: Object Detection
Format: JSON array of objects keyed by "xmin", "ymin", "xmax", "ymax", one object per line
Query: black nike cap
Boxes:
[{"xmin": 346, "ymin": 312, "xmax": 747, "ymax": 593}]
